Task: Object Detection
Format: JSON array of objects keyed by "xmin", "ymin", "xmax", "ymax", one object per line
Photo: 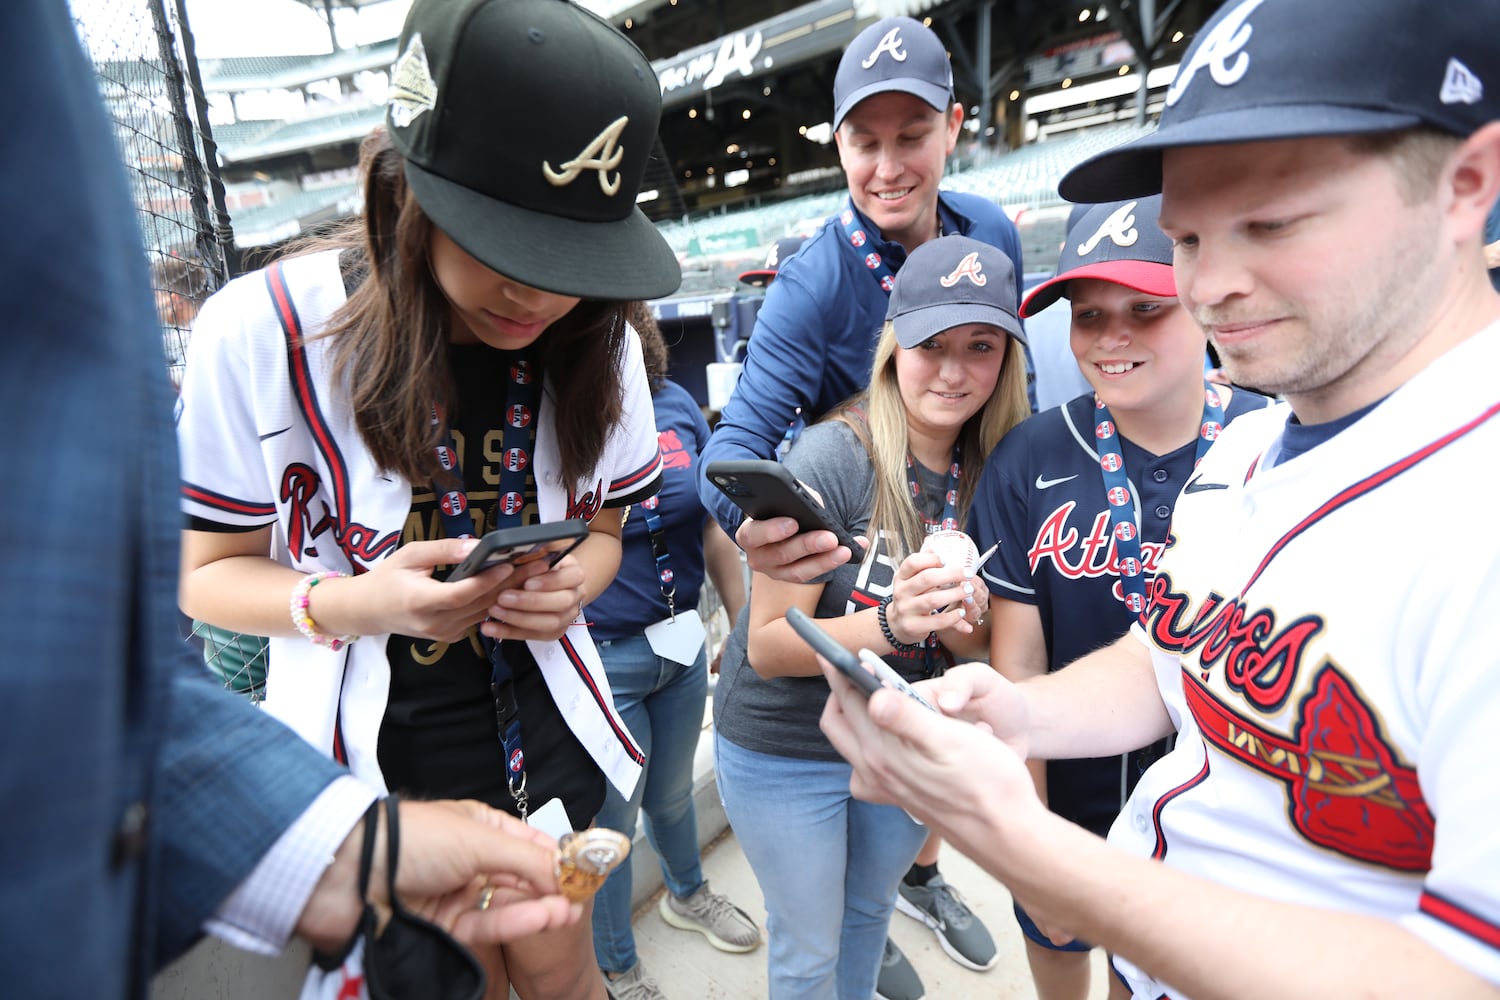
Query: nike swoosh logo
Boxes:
[
  {"xmin": 1035, "ymin": 474, "xmax": 1078, "ymax": 489},
  {"xmin": 258, "ymin": 426, "xmax": 293, "ymax": 441},
  {"xmin": 1184, "ymin": 474, "xmax": 1229, "ymax": 493}
]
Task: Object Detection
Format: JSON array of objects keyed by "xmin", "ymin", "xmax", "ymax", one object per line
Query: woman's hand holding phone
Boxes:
[
  {"xmin": 346, "ymin": 538, "xmax": 538, "ymax": 643},
  {"xmin": 479, "ymin": 552, "xmax": 587, "ymax": 643}
]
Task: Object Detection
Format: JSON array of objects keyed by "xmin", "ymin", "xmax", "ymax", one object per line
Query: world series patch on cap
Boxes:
[
  {"xmin": 1021, "ymin": 195, "xmax": 1175, "ymax": 318},
  {"xmin": 387, "ymin": 0, "xmax": 680, "ymax": 300},
  {"xmin": 1060, "ymin": 0, "xmax": 1500, "ymax": 202}
]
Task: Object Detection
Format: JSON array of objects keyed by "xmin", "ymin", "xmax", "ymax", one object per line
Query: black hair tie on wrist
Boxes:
[
  {"xmin": 878, "ymin": 594, "xmax": 923, "ymax": 652},
  {"xmin": 312, "ymin": 795, "xmax": 485, "ymax": 1000}
]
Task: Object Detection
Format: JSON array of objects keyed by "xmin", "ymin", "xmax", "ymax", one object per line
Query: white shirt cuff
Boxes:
[{"xmin": 205, "ymin": 776, "xmax": 378, "ymax": 955}]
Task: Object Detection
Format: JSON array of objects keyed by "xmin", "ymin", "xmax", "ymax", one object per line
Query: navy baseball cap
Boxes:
[
  {"xmin": 1021, "ymin": 196, "xmax": 1175, "ymax": 318},
  {"xmin": 738, "ymin": 236, "xmax": 807, "ymax": 287},
  {"xmin": 387, "ymin": 0, "xmax": 680, "ymax": 300},
  {"xmin": 886, "ymin": 235, "xmax": 1025, "ymax": 348},
  {"xmin": 1060, "ymin": 0, "xmax": 1500, "ymax": 202},
  {"xmin": 833, "ymin": 17, "xmax": 954, "ymax": 131}
]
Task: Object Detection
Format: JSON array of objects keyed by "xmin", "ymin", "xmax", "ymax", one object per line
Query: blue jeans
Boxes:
[
  {"xmin": 715, "ymin": 734, "xmax": 928, "ymax": 1000},
  {"xmin": 591, "ymin": 634, "xmax": 710, "ymax": 974}
]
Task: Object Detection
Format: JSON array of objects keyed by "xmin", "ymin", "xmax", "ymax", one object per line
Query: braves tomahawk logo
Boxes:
[
  {"xmin": 281, "ymin": 463, "xmax": 400, "ymax": 569},
  {"xmin": 1165, "ymin": 0, "xmax": 1264, "ymax": 107},
  {"xmin": 1149, "ymin": 569, "xmax": 1433, "ymax": 873},
  {"xmin": 543, "ymin": 117, "xmax": 628, "ymax": 196}
]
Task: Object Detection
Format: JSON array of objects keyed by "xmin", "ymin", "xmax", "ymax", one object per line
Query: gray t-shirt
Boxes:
[{"xmin": 713, "ymin": 419, "xmax": 949, "ymax": 761}]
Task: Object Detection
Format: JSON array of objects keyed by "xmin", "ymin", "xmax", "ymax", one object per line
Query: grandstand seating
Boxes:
[{"xmin": 654, "ymin": 121, "xmax": 1153, "ymax": 269}]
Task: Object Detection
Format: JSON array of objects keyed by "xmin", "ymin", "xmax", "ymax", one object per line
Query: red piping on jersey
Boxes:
[
  {"xmin": 180, "ymin": 483, "xmax": 277, "ymax": 518},
  {"xmin": 1237, "ymin": 398, "xmax": 1500, "ymax": 595},
  {"xmin": 1419, "ymin": 890, "xmax": 1500, "ymax": 952},
  {"xmin": 266, "ymin": 263, "xmax": 364, "ymax": 573},
  {"xmin": 559, "ymin": 632, "xmax": 646, "ymax": 765},
  {"xmin": 611, "ymin": 451, "xmax": 663, "ymax": 493},
  {"xmin": 1150, "ymin": 757, "xmax": 1209, "ymax": 860}
]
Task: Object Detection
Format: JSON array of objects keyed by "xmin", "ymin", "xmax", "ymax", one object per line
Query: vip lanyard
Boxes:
[
  {"xmin": 905, "ymin": 445, "xmax": 963, "ymax": 532},
  {"xmin": 429, "ymin": 351, "xmax": 542, "ymax": 817},
  {"xmin": 1093, "ymin": 384, "xmax": 1226, "ymax": 622},
  {"xmin": 903, "ymin": 444, "xmax": 963, "ymax": 673},
  {"xmin": 839, "ymin": 197, "xmax": 944, "ymax": 297},
  {"xmin": 638, "ymin": 493, "xmax": 680, "ymax": 619}
]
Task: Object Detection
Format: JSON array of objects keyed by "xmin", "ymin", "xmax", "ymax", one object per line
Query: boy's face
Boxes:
[
  {"xmin": 834, "ymin": 92, "xmax": 961, "ymax": 255},
  {"xmin": 1160, "ymin": 136, "xmax": 1447, "ymax": 422}
]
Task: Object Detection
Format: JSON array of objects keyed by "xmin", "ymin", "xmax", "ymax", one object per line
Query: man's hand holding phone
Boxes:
[
  {"xmin": 707, "ymin": 459, "xmax": 867, "ymax": 583},
  {"xmin": 735, "ymin": 516, "xmax": 859, "ymax": 583}
]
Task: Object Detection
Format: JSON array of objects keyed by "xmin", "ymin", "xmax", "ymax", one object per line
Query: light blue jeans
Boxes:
[
  {"xmin": 715, "ymin": 733, "xmax": 928, "ymax": 1000},
  {"xmin": 591, "ymin": 634, "xmax": 709, "ymax": 975}
]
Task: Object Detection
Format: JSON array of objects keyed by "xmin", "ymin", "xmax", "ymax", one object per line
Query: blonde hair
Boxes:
[{"xmin": 830, "ymin": 319, "xmax": 1030, "ymax": 561}]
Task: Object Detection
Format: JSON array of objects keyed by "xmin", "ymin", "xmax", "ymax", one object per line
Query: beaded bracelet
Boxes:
[
  {"xmin": 289, "ymin": 571, "xmax": 357, "ymax": 651},
  {"xmin": 877, "ymin": 594, "xmax": 923, "ymax": 653}
]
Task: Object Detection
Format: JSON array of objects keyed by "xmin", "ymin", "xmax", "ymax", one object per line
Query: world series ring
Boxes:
[{"xmin": 477, "ymin": 884, "xmax": 496, "ymax": 911}]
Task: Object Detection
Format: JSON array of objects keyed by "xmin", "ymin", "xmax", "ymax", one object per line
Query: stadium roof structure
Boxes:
[{"xmin": 200, "ymin": 38, "xmax": 396, "ymax": 93}]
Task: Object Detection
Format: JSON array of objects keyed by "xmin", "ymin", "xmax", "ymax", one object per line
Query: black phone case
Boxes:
[
  {"xmin": 704, "ymin": 460, "xmax": 863, "ymax": 553},
  {"xmin": 447, "ymin": 520, "xmax": 590, "ymax": 582},
  {"xmin": 784, "ymin": 607, "xmax": 882, "ymax": 698}
]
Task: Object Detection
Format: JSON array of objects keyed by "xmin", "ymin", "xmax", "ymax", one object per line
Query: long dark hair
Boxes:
[{"xmin": 297, "ymin": 128, "xmax": 631, "ymax": 489}]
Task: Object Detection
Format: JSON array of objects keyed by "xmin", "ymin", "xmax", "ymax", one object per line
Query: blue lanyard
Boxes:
[
  {"xmin": 429, "ymin": 351, "xmax": 542, "ymax": 817},
  {"xmin": 906, "ymin": 445, "xmax": 963, "ymax": 532},
  {"xmin": 840, "ymin": 197, "xmax": 945, "ymax": 296},
  {"xmin": 1092, "ymin": 384, "xmax": 1226, "ymax": 622},
  {"xmin": 638, "ymin": 493, "xmax": 679, "ymax": 618}
]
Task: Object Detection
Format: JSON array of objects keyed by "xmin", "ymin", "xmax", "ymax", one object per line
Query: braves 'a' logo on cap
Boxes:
[
  {"xmin": 939, "ymin": 251, "xmax": 988, "ymax": 288},
  {"xmin": 1165, "ymin": 0, "xmax": 1264, "ymax": 107},
  {"xmin": 389, "ymin": 34, "xmax": 437, "ymax": 127},
  {"xmin": 861, "ymin": 27, "xmax": 908, "ymax": 68},
  {"xmin": 1077, "ymin": 201, "xmax": 1140, "ymax": 255},
  {"xmin": 543, "ymin": 116, "xmax": 628, "ymax": 196}
]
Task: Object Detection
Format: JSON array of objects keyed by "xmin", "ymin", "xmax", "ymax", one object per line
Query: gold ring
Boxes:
[{"xmin": 477, "ymin": 885, "xmax": 496, "ymax": 912}]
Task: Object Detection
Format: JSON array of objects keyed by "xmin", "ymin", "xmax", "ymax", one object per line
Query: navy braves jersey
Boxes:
[
  {"xmin": 969, "ymin": 388, "xmax": 1271, "ymax": 834},
  {"xmin": 586, "ymin": 380, "xmax": 713, "ymax": 639}
]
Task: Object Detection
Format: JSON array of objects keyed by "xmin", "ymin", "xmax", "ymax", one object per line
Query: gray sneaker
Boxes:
[
  {"xmin": 604, "ymin": 960, "xmax": 665, "ymax": 1000},
  {"xmin": 875, "ymin": 936, "xmax": 924, "ymax": 1000},
  {"xmin": 896, "ymin": 873, "xmax": 998, "ymax": 971},
  {"xmin": 658, "ymin": 880, "xmax": 762, "ymax": 953}
]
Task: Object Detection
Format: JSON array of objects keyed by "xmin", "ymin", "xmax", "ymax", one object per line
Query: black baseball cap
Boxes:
[
  {"xmin": 1021, "ymin": 196, "xmax": 1175, "ymax": 318},
  {"xmin": 738, "ymin": 236, "xmax": 807, "ymax": 287},
  {"xmin": 1060, "ymin": 0, "xmax": 1500, "ymax": 202},
  {"xmin": 886, "ymin": 235, "xmax": 1025, "ymax": 348},
  {"xmin": 387, "ymin": 0, "xmax": 680, "ymax": 300},
  {"xmin": 833, "ymin": 17, "xmax": 954, "ymax": 131}
]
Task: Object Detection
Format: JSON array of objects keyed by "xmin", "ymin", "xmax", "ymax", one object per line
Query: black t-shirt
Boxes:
[{"xmin": 377, "ymin": 343, "xmax": 604, "ymax": 827}]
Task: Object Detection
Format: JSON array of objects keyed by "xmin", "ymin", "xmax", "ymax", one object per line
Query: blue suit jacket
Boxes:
[{"xmin": 0, "ymin": 4, "xmax": 346, "ymax": 995}]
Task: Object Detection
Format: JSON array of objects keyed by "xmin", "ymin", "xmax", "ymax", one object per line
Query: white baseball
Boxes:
[{"xmin": 921, "ymin": 529, "xmax": 979, "ymax": 574}]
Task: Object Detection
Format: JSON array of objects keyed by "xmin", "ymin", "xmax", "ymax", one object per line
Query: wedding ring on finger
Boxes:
[{"xmin": 477, "ymin": 884, "xmax": 496, "ymax": 912}]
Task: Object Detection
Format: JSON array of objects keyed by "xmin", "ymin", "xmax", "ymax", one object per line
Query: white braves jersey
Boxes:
[
  {"xmin": 1109, "ymin": 320, "xmax": 1500, "ymax": 996},
  {"xmin": 176, "ymin": 249, "xmax": 660, "ymax": 798}
]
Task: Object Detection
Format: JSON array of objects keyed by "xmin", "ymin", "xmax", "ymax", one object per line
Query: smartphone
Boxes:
[
  {"xmin": 446, "ymin": 519, "xmax": 590, "ymax": 583},
  {"xmin": 784, "ymin": 607, "xmax": 935, "ymax": 711},
  {"xmin": 705, "ymin": 459, "xmax": 863, "ymax": 554}
]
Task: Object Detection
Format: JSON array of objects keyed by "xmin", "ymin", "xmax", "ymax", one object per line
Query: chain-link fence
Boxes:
[{"xmin": 74, "ymin": 0, "xmax": 267, "ymax": 699}]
